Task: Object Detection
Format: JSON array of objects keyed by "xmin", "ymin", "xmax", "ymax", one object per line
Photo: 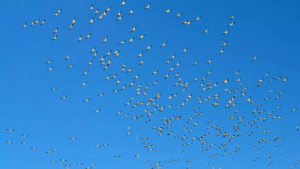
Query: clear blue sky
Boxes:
[{"xmin": 1, "ymin": 0, "xmax": 300, "ymax": 168}]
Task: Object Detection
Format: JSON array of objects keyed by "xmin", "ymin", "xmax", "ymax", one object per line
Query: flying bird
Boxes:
[
  {"xmin": 165, "ymin": 9, "xmax": 172, "ymax": 14},
  {"xmin": 145, "ymin": 3, "xmax": 151, "ymax": 9}
]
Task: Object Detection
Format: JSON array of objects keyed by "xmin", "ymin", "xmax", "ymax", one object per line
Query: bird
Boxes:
[
  {"xmin": 86, "ymin": 33, "xmax": 91, "ymax": 39},
  {"xmin": 41, "ymin": 19, "xmax": 45, "ymax": 25},
  {"xmin": 131, "ymin": 26, "xmax": 137, "ymax": 32},
  {"xmin": 83, "ymin": 98, "xmax": 91, "ymax": 102},
  {"xmin": 222, "ymin": 41, "xmax": 228, "ymax": 47},
  {"xmin": 160, "ymin": 42, "xmax": 167, "ymax": 47},
  {"xmin": 53, "ymin": 28, "xmax": 58, "ymax": 34},
  {"xmin": 146, "ymin": 45, "xmax": 152, "ymax": 51},
  {"xmin": 195, "ymin": 16, "xmax": 201, "ymax": 21},
  {"xmin": 183, "ymin": 20, "xmax": 192, "ymax": 25},
  {"xmin": 103, "ymin": 36, "xmax": 108, "ymax": 43},
  {"xmin": 68, "ymin": 24, "xmax": 73, "ymax": 30},
  {"xmin": 203, "ymin": 29, "xmax": 210, "ymax": 33},
  {"xmin": 52, "ymin": 35, "xmax": 57, "ymax": 41},
  {"xmin": 165, "ymin": 9, "xmax": 172, "ymax": 14},
  {"xmin": 54, "ymin": 9, "xmax": 62, "ymax": 17},
  {"xmin": 253, "ymin": 56, "xmax": 258, "ymax": 61},
  {"xmin": 175, "ymin": 13, "xmax": 182, "ymax": 17},
  {"xmin": 47, "ymin": 66, "xmax": 54, "ymax": 71},
  {"xmin": 72, "ymin": 18, "xmax": 76, "ymax": 24},
  {"xmin": 89, "ymin": 17, "xmax": 94, "ymax": 24},
  {"xmin": 222, "ymin": 29, "xmax": 230, "ymax": 35},
  {"xmin": 182, "ymin": 47, "xmax": 188, "ymax": 53},
  {"xmin": 61, "ymin": 95, "xmax": 67, "ymax": 99},
  {"xmin": 219, "ymin": 48, "xmax": 224, "ymax": 55},
  {"xmin": 129, "ymin": 37, "xmax": 134, "ymax": 43},
  {"xmin": 116, "ymin": 16, "xmax": 124, "ymax": 20},
  {"xmin": 121, "ymin": 0, "xmax": 126, "ymax": 7},
  {"xmin": 228, "ymin": 21, "xmax": 235, "ymax": 27},
  {"xmin": 145, "ymin": 3, "xmax": 151, "ymax": 9}
]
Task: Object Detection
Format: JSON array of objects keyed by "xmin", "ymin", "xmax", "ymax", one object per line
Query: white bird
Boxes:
[
  {"xmin": 89, "ymin": 17, "xmax": 94, "ymax": 24},
  {"xmin": 98, "ymin": 13, "xmax": 104, "ymax": 20},
  {"xmin": 68, "ymin": 24, "xmax": 73, "ymax": 30},
  {"xmin": 61, "ymin": 95, "xmax": 67, "ymax": 99},
  {"xmin": 119, "ymin": 40, "xmax": 126, "ymax": 45},
  {"xmin": 121, "ymin": 0, "xmax": 126, "ymax": 7},
  {"xmin": 182, "ymin": 47, "xmax": 188, "ymax": 53},
  {"xmin": 219, "ymin": 48, "xmax": 224, "ymax": 55},
  {"xmin": 175, "ymin": 13, "xmax": 182, "ymax": 17},
  {"xmin": 83, "ymin": 98, "xmax": 91, "ymax": 102},
  {"xmin": 145, "ymin": 3, "xmax": 151, "ymax": 9},
  {"xmin": 46, "ymin": 60, "xmax": 52, "ymax": 64},
  {"xmin": 139, "ymin": 34, "xmax": 145, "ymax": 40},
  {"xmin": 72, "ymin": 18, "xmax": 76, "ymax": 24},
  {"xmin": 34, "ymin": 19, "xmax": 40, "ymax": 24},
  {"xmin": 94, "ymin": 109, "xmax": 101, "ymax": 113},
  {"xmin": 129, "ymin": 37, "xmax": 134, "ymax": 44},
  {"xmin": 41, "ymin": 19, "xmax": 45, "ymax": 25},
  {"xmin": 103, "ymin": 36, "xmax": 108, "ymax": 43},
  {"xmin": 165, "ymin": 9, "xmax": 172, "ymax": 14},
  {"xmin": 50, "ymin": 87, "xmax": 57, "ymax": 91},
  {"xmin": 207, "ymin": 58, "xmax": 212, "ymax": 64},
  {"xmin": 117, "ymin": 11, "xmax": 121, "ymax": 17},
  {"xmin": 129, "ymin": 10, "xmax": 133, "ymax": 15},
  {"xmin": 131, "ymin": 26, "xmax": 137, "ymax": 32},
  {"xmin": 83, "ymin": 70, "xmax": 89, "ymax": 75},
  {"xmin": 222, "ymin": 29, "xmax": 230, "ymax": 35},
  {"xmin": 86, "ymin": 33, "xmax": 91, "ymax": 39},
  {"xmin": 183, "ymin": 20, "xmax": 192, "ymax": 25},
  {"xmin": 146, "ymin": 45, "xmax": 152, "ymax": 51},
  {"xmin": 54, "ymin": 9, "xmax": 62, "ymax": 17},
  {"xmin": 116, "ymin": 16, "xmax": 124, "ymax": 20},
  {"xmin": 53, "ymin": 28, "xmax": 58, "ymax": 34},
  {"xmin": 228, "ymin": 21, "xmax": 235, "ymax": 27},
  {"xmin": 90, "ymin": 4, "xmax": 93, "ymax": 10},
  {"xmin": 47, "ymin": 67, "xmax": 54, "ymax": 71},
  {"xmin": 52, "ymin": 35, "xmax": 57, "ymax": 41},
  {"xmin": 253, "ymin": 56, "xmax": 258, "ymax": 61},
  {"xmin": 91, "ymin": 47, "xmax": 95, "ymax": 53},
  {"xmin": 195, "ymin": 16, "xmax": 201, "ymax": 21},
  {"xmin": 203, "ymin": 29, "xmax": 209, "ymax": 33},
  {"xmin": 160, "ymin": 42, "xmax": 167, "ymax": 47}
]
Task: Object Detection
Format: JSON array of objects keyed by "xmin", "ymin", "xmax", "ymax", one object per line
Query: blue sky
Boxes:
[{"xmin": 1, "ymin": 0, "xmax": 300, "ymax": 168}]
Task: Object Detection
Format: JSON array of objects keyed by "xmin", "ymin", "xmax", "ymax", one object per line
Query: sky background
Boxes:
[{"xmin": 1, "ymin": 0, "xmax": 300, "ymax": 169}]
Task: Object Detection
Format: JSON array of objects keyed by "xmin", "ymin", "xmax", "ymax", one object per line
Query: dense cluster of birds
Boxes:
[{"xmin": 4, "ymin": 1, "xmax": 299, "ymax": 169}]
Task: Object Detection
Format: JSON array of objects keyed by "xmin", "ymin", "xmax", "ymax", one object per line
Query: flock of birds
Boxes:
[{"xmin": 4, "ymin": 0, "xmax": 299, "ymax": 169}]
